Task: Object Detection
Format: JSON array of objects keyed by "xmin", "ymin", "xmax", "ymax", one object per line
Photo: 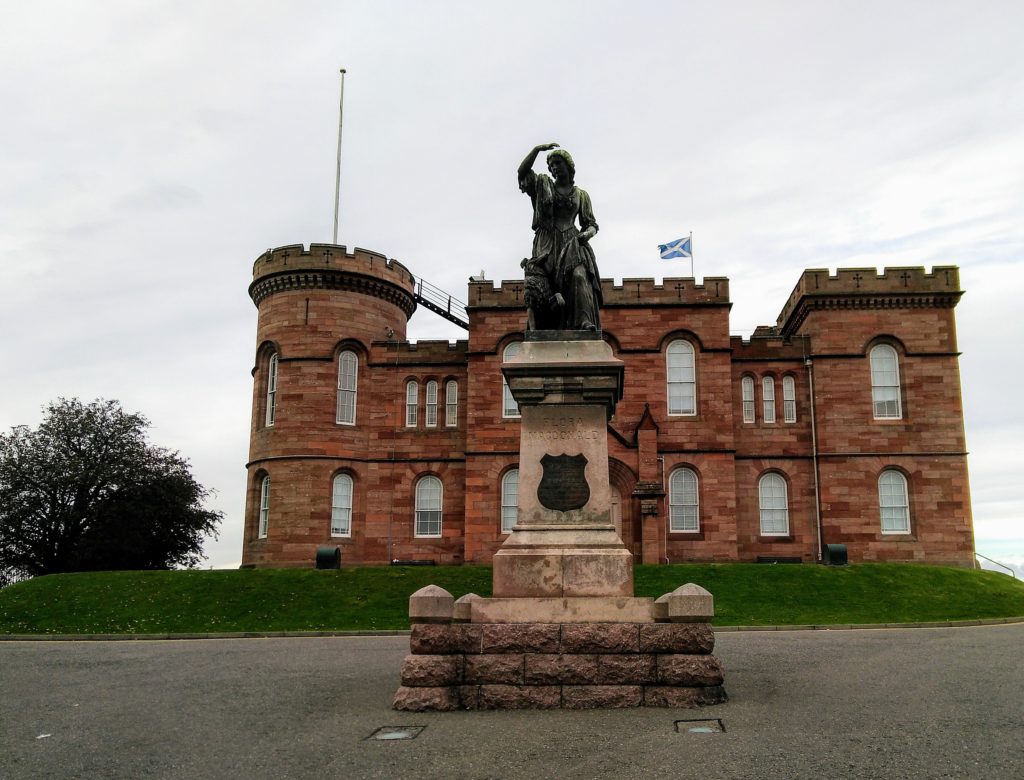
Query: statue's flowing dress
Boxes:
[{"xmin": 519, "ymin": 169, "xmax": 603, "ymax": 331}]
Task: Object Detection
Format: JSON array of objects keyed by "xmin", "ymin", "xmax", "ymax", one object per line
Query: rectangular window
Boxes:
[
  {"xmin": 405, "ymin": 381, "xmax": 418, "ymax": 427},
  {"xmin": 336, "ymin": 351, "xmax": 357, "ymax": 425},
  {"xmin": 331, "ymin": 475, "xmax": 353, "ymax": 536},
  {"xmin": 501, "ymin": 469, "xmax": 519, "ymax": 533},
  {"xmin": 762, "ymin": 377, "xmax": 776, "ymax": 424},
  {"xmin": 415, "ymin": 477, "xmax": 442, "ymax": 537},
  {"xmin": 445, "ymin": 381, "xmax": 458, "ymax": 427},
  {"xmin": 742, "ymin": 376, "xmax": 755, "ymax": 424},
  {"xmin": 265, "ymin": 354, "xmax": 278, "ymax": 427},
  {"xmin": 783, "ymin": 376, "xmax": 796, "ymax": 423},
  {"xmin": 425, "ymin": 381, "xmax": 438, "ymax": 427},
  {"xmin": 258, "ymin": 477, "xmax": 270, "ymax": 538}
]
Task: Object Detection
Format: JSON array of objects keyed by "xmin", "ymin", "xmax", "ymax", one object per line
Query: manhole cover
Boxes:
[
  {"xmin": 674, "ymin": 718, "xmax": 725, "ymax": 734},
  {"xmin": 367, "ymin": 726, "xmax": 425, "ymax": 741}
]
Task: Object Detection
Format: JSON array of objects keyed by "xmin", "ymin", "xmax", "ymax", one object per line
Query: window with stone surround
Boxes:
[
  {"xmin": 762, "ymin": 376, "xmax": 776, "ymax": 424},
  {"xmin": 666, "ymin": 339, "xmax": 696, "ymax": 416},
  {"xmin": 445, "ymin": 380, "xmax": 458, "ymax": 427},
  {"xmin": 405, "ymin": 379, "xmax": 418, "ymax": 427},
  {"xmin": 265, "ymin": 353, "xmax": 278, "ymax": 427},
  {"xmin": 425, "ymin": 380, "xmax": 438, "ymax": 427},
  {"xmin": 668, "ymin": 467, "xmax": 699, "ymax": 532},
  {"xmin": 331, "ymin": 473, "xmax": 353, "ymax": 537},
  {"xmin": 336, "ymin": 350, "xmax": 357, "ymax": 425},
  {"xmin": 783, "ymin": 375, "xmax": 797, "ymax": 423},
  {"xmin": 870, "ymin": 344, "xmax": 902, "ymax": 419},
  {"xmin": 758, "ymin": 472, "xmax": 789, "ymax": 535},
  {"xmin": 741, "ymin": 375, "xmax": 756, "ymax": 423},
  {"xmin": 414, "ymin": 475, "xmax": 443, "ymax": 537},
  {"xmin": 501, "ymin": 468, "xmax": 519, "ymax": 533},
  {"xmin": 879, "ymin": 469, "xmax": 911, "ymax": 534},
  {"xmin": 258, "ymin": 475, "xmax": 270, "ymax": 538},
  {"xmin": 502, "ymin": 341, "xmax": 522, "ymax": 418}
]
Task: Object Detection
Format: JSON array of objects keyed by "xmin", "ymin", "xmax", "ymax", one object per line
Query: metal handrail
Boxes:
[
  {"xmin": 976, "ymin": 553, "xmax": 1017, "ymax": 579},
  {"xmin": 414, "ymin": 277, "xmax": 469, "ymax": 329}
]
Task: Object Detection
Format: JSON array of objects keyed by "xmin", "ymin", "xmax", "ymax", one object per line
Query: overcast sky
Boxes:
[{"xmin": 2, "ymin": 1, "xmax": 1022, "ymax": 574}]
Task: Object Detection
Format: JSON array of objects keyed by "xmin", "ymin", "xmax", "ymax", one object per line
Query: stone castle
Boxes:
[{"xmin": 241, "ymin": 243, "xmax": 974, "ymax": 568}]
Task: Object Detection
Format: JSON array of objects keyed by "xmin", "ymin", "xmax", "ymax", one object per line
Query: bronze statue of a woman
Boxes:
[{"xmin": 517, "ymin": 142, "xmax": 603, "ymax": 332}]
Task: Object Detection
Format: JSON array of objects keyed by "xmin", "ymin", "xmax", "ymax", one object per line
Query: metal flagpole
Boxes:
[
  {"xmin": 333, "ymin": 68, "xmax": 347, "ymax": 244},
  {"xmin": 689, "ymin": 231, "xmax": 694, "ymax": 278}
]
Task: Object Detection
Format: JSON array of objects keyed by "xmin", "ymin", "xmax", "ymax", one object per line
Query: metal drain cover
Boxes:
[
  {"xmin": 367, "ymin": 726, "xmax": 425, "ymax": 741},
  {"xmin": 675, "ymin": 718, "xmax": 725, "ymax": 734}
]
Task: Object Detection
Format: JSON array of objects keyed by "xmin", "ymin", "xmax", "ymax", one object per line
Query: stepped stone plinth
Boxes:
[{"xmin": 394, "ymin": 335, "xmax": 727, "ymax": 710}]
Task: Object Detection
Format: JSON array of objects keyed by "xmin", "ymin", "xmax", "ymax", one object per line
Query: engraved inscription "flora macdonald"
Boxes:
[
  {"xmin": 529, "ymin": 414, "xmax": 598, "ymax": 441},
  {"xmin": 528, "ymin": 428, "xmax": 600, "ymax": 441}
]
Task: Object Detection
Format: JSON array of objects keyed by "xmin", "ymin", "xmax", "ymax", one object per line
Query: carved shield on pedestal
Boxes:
[{"xmin": 538, "ymin": 453, "xmax": 590, "ymax": 511}]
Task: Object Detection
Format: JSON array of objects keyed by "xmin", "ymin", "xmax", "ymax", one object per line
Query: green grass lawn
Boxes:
[{"xmin": 1, "ymin": 563, "xmax": 1022, "ymax": 635}]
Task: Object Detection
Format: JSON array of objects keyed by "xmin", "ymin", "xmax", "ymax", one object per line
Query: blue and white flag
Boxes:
[{"xmin": 659, "ymin": 236, "xmax": 692, "ymax": 259}]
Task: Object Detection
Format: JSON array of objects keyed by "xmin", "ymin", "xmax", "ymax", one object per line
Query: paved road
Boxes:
[{"xmin": 2, "ymin": 624, "xmax": 1021, "ymax": 779}]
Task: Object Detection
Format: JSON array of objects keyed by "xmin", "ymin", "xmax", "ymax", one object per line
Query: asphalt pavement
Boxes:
[{"xmin": 1, "ymin": 624, "xmax": 1021, "ymax": 779}]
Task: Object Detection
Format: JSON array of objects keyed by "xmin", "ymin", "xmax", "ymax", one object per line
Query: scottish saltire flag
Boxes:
[{"xmin": 659, "ymin": 236, "xmax": 692, "ymax": 259}]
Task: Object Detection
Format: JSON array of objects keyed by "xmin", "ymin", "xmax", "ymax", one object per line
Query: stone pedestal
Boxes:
[
  {"xmin": 393, "ymin": 334, "xmax": 727, "ymax": 711},
  {"xmin": 493, "ymin": 336, "xmax": 632, "ymax": 598}
]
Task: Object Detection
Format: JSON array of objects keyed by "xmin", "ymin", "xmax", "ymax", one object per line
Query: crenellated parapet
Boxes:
[
  {"xmin": 371, "ymin": 339, "xmax": 469, "ymax": 366},
  {"xmin": 730, "ymin": 334, "xmax": 810, "ymax": 361},
  {"xmin": 466, "ymin": 276, "xmax": 730, "ymax": 309},
  {"xmin": 249, "ymin": 243, "xmax": 417, "ymax": 317},
  {"xmin": 777, "ymin": 266, "xmax": 962, "ymax": 338}
]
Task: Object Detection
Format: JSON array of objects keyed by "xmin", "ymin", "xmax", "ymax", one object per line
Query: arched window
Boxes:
[
  {"xmin": 741, "ymin": 375, "xmax": 756, "ymax": 423},
  {"xmin": 258, "ymin": 476, "xmax": 270, "ymax": 538},
  {"xmin": 502, "ymin": 342, "xmax": 522, "ymax": 418},
  {"xmin": 879, "ymin": 470, "xmax": 910, "ymax": 534},
  {"xmin": 758, "ymin": 473, "xmax": 789, "ymax": 536},
  {"xmin": 331, "ymin": 474, "xmax": 353, "ymax": 537},
  {"xmin": 501, "ymin": 469, "xmax": 519, "ymax": 533},
  {"xmin": 762, "ymin": 376, "xmax": 776, "ymax": 424},
  {"xmin": 265, "ymin": 353, "xmax": 278, "ymax": 427},
  {"xmin": 666, "ymin": 340, "xmax": 696, "ymax": 416},
  {"xmin": 414, "ymin": 476, "xmax": 443, "ymax": 537},
  {"xmin": 336, "ymin": 350, "xmax": 357, "ymax": 425},
  {"xmin": 445, "ymin": 380, "xmax": 458, "ymax": 427},
  {"xmin": 425, "ymin": 380, "xmax": 438, "ymax": 427},
  {"xmin": 870, "ymin": 344, "xmax": 902, "ymax": 419},
  {"xmin": 668, "ymin": 468, "xmax": 699, "ymax": 532},
  {"xmin": 405, "ymin": 380, "xmax": 418, "ymax": 427},
  {"xmin": 783, "ymin": 376, "xmax": 797, "ymax": 423}
]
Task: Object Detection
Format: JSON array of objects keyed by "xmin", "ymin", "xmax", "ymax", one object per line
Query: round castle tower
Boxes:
[{"xmin": 242, "ymin": 243, "xmax": 416, "ymax": 568}]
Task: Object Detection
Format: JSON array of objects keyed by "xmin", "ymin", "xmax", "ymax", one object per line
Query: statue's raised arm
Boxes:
[{"xmin": 518, "ymin": 144, "xmax": 603, "ymax": 333}]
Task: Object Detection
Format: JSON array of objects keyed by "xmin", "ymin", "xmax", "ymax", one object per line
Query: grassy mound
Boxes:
[{"xmin": 1, "ymin": 563, "xmax": 1022, "ymax": 635}]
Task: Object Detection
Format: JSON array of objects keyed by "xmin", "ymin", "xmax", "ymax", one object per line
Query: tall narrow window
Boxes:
[
  {"xmin": 758, "ymin": 473, "xmax": 789, "ymax": 535},
  {"xmin": 415, "ymin": 476, "xmax": 442, "ymax": 537},
  {"xmin": 501, "ymin": 469, "xmax": 519, "ymax": 533},
  {"xmin": 502, "ymin": 342, "xmax": 522, "ymax": 418},
  {"xmin": 667, "ymin": 340, "xmax": 696, "ymax": 415},
  {"xmin": 741, "ymin": 376, "xmax": 756, "ymax": 423},
  {"xmin": 879, "ymin": 470, "xmax": 910, "ymax": 534},
  {"xmin": 762, "ymin": 376, "xmax": 776, "ymax": 424},
  {"xmin": 265, "ymin": 353, "xmax": 278, "ymax": 427},
  {"xmin": 668, "ymin": 468, "xmax": 699, "ymax": 532},
  {"xmin": 870, "ymin": 344, "xmax": 902, "ymax": 419},
  {"xmin": 445, "ymin": 380, "xmax": 458, "ymax": 427},
  {"xmin": 405, "ymin": 380, "xmax": 418, "ymax": 427},
  {"xmin": 258, "ymin": 476, "xmax": 270, "ymax": 538},
  {"xmin": 336, "ymin": 351, "xmax": 357, "ymax": 425},
  {"xmin": 783, "ymin": 375, "xmax": 797, "ymax": 423},
  {"xmin": 331, "ymin": 474, "xmax": 353, "ymax": 536},
  {"xmin": 425, "ymin": 380, "xmax": 438, "ymax": 427}
]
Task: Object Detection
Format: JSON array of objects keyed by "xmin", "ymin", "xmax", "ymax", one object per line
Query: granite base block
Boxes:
[{"xmin": 393, "ymin": 621, "xmax": 727, "ymax": 711}]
